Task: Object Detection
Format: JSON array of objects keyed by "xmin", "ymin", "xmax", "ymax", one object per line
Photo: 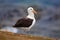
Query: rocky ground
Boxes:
[{"xmin": 0, "ymin": 31, "xmax": 59, "ymax": 40}]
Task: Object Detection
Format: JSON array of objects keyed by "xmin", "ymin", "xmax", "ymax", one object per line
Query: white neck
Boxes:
[{"xmin": 27, "ymin": 11, "xmax": 35, "ymax": 19}]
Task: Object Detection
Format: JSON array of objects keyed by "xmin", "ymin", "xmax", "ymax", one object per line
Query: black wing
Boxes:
[{"xmin": 13, "ymin": 18, "xmax": 33, "ymax": 27}]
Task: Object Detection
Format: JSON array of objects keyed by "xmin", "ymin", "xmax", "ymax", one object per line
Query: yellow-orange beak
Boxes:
[{"xmin": 32, "ymin": 9, "xmax": 37, "ymax": 14}]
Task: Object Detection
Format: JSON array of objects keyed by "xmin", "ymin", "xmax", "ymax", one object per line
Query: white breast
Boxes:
[
  {"xmin": 28, "ymin": 19, "xmax": 36, "ymax": 30},
  {"xmin": 26, "ymin": 15, "xmax": 36, "ymax": 30}
]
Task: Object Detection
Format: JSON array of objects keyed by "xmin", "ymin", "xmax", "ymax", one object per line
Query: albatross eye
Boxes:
[{"xmin": 30, "ymin": 9, "xmax": 32, "ymax": 10}]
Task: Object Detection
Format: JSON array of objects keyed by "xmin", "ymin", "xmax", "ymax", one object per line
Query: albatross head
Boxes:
[{"xmin": 27, "ymin": 7, "xmax": 37, "ymax": 19}]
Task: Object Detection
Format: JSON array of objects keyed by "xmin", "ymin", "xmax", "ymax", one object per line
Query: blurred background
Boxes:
[{"xmin": 0, "ymin": 0, "xmax": 60, "ymax": 38}]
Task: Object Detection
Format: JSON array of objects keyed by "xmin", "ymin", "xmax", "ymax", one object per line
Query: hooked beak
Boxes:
[{"xmin": 32, "ymin": 9, "xmax": 37, "ymax": 14}]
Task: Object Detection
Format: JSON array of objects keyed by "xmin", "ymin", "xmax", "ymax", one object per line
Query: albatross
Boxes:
[
  {"xmin": 0, "ymin": 7, "xmax": 37, "ymax": 33},
  {"xmin": 13, "ymin": 7, "xmax": 37, "ymax": 30}
]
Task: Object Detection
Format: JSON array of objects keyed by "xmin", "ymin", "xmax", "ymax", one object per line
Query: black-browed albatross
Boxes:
[
  {"xmin": 13, "ymin": 7, "xmax": 37, "ymax": 30},
  {"xmin": 0, "ymin": 7, "xmax": 37, "ymax": 33}
]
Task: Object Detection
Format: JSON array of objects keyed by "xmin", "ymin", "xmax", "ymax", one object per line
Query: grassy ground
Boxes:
[{"xmin": 0, "ymin": 31, "xmax": 59, "ymax": 40}]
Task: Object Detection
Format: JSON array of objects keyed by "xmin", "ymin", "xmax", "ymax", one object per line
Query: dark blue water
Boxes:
[
  {"xmin": 0, "ymin": 0, "xmax": 60, "ymax": 6},
  {"xmin": 0, "ymin": 0, "xmax": 60, "ymax": 38}
]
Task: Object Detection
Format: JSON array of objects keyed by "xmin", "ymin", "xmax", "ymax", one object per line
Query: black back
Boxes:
[{"xmin": 13, "ymin": 18, "xmax": 33, "ymax": 27}]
